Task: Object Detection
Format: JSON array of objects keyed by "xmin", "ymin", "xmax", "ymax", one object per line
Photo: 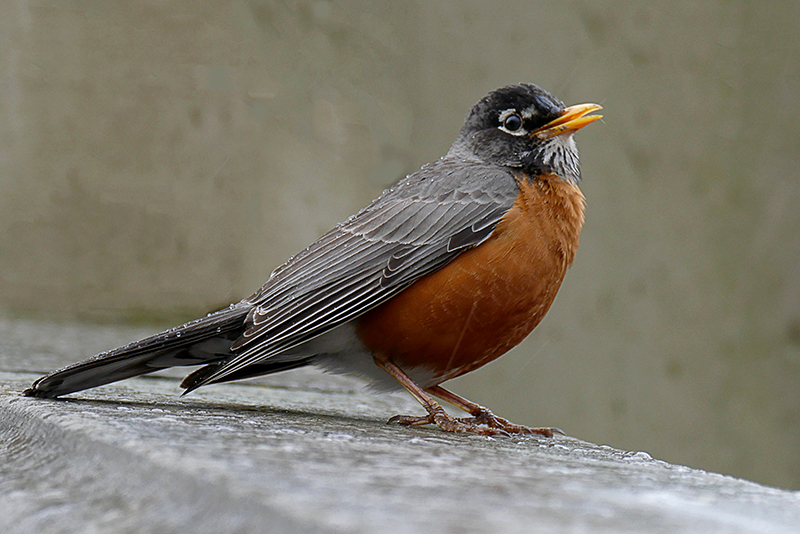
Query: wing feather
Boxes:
[{"xmin": 191, "ymin": 160, "xmax": 520, "ymax": 388}]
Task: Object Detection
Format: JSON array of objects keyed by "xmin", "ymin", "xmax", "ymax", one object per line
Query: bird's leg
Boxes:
[
  {"xmin": 426, "ymin": 385, "xmax": 564, "ymax": 437},
  {"xmin": 373, "ymin": 355, "xmax": 508, "ymax": 436}
]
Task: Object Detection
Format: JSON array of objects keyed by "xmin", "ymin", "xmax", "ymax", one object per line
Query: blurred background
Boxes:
[{"xmin": 1, "ymin": 1, "xmax": 799, "ymax": 489}]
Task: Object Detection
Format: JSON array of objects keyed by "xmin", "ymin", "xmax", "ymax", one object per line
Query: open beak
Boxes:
[{"xmin": 531, "ymin": 103, "xmax": 603, "ymax": 139}]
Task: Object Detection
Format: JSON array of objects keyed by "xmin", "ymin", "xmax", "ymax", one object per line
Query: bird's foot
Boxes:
[
  {"xmin": 458, "ymin": 408, "xmax": 564, "ymax": 437},
  {"xmin": 388, "ymin": 405, "xmax": 510, "ymax": 436}
]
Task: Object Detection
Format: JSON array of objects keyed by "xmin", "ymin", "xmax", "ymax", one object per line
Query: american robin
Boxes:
[{"xmin": 24, "ymin": 84, "xmax": 601, "ymax": 437}]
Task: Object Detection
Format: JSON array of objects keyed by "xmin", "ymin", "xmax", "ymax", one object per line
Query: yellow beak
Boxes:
[{"xmin": 531, "ymin": 103, "xmax": 603, "ymax": 139}]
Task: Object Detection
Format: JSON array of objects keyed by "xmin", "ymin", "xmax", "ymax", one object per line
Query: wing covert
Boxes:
[{"xmin": 191, "ymin": 160, "xmax": 521, "ymax": 388}]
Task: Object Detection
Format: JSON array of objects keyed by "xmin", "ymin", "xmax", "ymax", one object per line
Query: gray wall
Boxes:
[{"xmin": 2, "ymin": 1, "xmax": 799, "ymax": 489}]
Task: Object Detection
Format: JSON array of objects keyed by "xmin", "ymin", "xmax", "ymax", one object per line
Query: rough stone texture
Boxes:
[{"xmin": 2, "ymin": 317, "xmax": 800, "ymax": 534}]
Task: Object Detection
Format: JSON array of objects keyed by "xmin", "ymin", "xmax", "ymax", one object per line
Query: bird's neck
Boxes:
[{"xmin": 514, "ymin": 174, "xmax": 586, "ymax": 268}]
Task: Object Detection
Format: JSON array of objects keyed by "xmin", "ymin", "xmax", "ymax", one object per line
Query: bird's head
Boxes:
[{"xmin": 451, "ymin": 84, "xmax": 602, "ymax": 184}]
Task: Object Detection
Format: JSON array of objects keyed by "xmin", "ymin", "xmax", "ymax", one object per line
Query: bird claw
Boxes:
[
  {"xmin": 389, "ymin": 411, "xmax": 508, "ymax": 436},
  {"xmin": 387, "ymin": 414, "xmax": 435, "ymax": 427},
  {"xmin": 387, "ymin": 408, "xmax": 560, "ymax": 437},
  {"xmin": 458, "ymin": 410, "xmax": 564, "ymax": 437}
]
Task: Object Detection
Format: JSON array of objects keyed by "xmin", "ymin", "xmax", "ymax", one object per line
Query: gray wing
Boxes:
[{"xmin": 187, "ymin": 159, "xmax": 520, "ymax": 390}]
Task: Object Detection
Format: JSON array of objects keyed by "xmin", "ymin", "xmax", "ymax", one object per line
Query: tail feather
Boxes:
[
  {"xmin": 180, "ymin": 357, "xmax": 315, "ymax": 394},
  {"xmin": 23, "ymin": 303, "xmax": 251, "ymax": 398}
]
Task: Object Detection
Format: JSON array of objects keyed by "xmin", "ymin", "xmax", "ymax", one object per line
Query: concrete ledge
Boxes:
[{"xmin": 2, "ymin": 318, "xmax": 800, "ymax": 533}]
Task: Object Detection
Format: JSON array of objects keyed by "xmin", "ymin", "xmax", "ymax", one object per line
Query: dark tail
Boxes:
[{"xmin": 23, "ymin": 302, "xmax": 252, "ymax": 399}]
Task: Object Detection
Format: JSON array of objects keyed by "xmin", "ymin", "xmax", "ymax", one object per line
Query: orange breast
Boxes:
[{"xmin": 356, "ymin": 174, "xmax": 586, "ymax": 385}]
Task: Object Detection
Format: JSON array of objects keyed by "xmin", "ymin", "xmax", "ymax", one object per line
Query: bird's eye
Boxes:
[{"xmin": 503, "ymin": 114, "xmax": 522, "ymax": 131}]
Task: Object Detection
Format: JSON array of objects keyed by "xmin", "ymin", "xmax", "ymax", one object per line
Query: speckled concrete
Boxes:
[{"xmin": 2, "ymin": 318, "xmax": 799, "ymax": 534}]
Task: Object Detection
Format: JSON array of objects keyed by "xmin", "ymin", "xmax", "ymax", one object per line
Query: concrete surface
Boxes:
[{"xmin": 2, "ymin": 317, "xmax": 799, "ymax": 534}]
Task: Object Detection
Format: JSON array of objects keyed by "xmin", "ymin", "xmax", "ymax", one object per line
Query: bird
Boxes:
[{"xmin": 24, "ymin": 83, "xmax": 601, "ymax": 437}]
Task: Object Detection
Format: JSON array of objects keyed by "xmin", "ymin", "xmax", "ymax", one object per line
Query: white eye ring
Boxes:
[{"xmin": 498, "ymin": 109, "xmax": 528, "ymax": 136}]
